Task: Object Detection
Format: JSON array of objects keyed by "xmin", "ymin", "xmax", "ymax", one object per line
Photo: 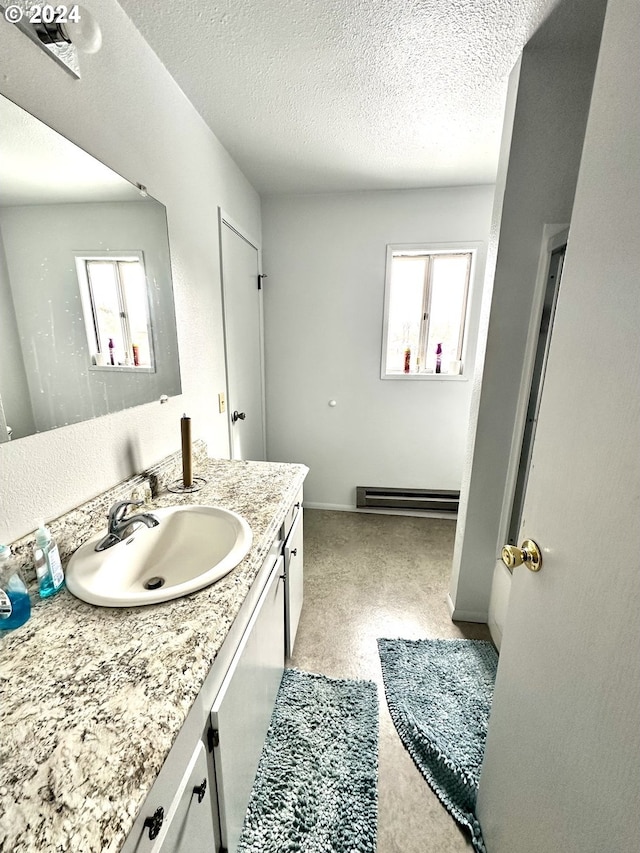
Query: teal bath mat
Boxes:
[
  {"xmin": 377, "ymin": 638, "xmax": 498, "ymax": 852},
  {"xmin": 238, "ymin": 668, "xmax": 379, "ymax": 853}
]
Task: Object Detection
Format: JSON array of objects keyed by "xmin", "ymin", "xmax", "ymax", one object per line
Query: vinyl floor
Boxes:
[{"xmin": 288, "ymin": 509, "xmax": 492, "ymax": 853}]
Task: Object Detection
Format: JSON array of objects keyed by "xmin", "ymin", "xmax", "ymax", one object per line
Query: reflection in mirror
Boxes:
[
  {"xmin": 75, "ymin": 251, "xmax": 155, "ymax": 370},
  {"xmin": 0, "ymin": 94, "xmax": 181, "ymax": 443}
]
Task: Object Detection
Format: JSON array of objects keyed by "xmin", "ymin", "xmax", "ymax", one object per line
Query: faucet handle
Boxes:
[{"xmin": 108, "ymin": 499, "xmax": 143, "ymax": 527}]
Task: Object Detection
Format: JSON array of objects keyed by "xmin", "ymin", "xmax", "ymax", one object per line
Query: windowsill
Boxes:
[
  {"xmin": 89, "ymin": 364, "xmax": 155, "ymax": 374},
  {"xmin": 382, "ymin": 372, "xmax": 468, "ymax": 381}
]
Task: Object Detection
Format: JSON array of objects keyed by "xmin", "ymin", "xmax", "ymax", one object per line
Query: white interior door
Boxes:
[
  {"xmin": 476, "ymin": 3, "xmax": 640, "ymax": 850},
  {"xmin": 220, "ymin": 213, "xmax": 266, "ymax": 461}
]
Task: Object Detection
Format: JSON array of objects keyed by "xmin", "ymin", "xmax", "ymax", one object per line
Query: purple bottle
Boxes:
[{"xmin": 435, "ymin": 342, "xmax": 442, "ymax": 374}]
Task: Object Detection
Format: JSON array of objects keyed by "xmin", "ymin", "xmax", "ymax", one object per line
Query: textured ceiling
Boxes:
[{"xmin": 118, "ymin": 0, "xmax": 559, "ymax": 194}]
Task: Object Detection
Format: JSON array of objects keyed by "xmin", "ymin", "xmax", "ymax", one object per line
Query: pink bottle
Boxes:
[{"xmin": 435, "ymin": 343, "xmax": 442, "ymax": 374}]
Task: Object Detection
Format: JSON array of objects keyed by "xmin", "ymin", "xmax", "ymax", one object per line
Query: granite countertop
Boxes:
[{"xmin": 0, "ymin": 455, "xmax": 307, "ymax": 853}]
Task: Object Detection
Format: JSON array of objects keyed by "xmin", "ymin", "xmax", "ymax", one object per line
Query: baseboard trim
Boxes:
[
  {"xmin": 447, "ymin": 594, "xmax": 488, "ymax": 624},
  {"xmin": 303, "ymin": 502, "xmax": 457, "ymax": 520},
  {"xmin": 303, "ymin": 502, "xmax": 354, "ymax": 511}
]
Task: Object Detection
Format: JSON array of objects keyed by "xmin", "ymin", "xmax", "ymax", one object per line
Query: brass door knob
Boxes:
[{"xmin": 501, "ymin": 539, "xmax": 542, "ymax": 572}]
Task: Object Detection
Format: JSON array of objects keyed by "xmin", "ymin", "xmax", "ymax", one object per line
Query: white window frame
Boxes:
[
  {"xmin": 380, "ymin": 242, "xmax": 478, "ymax": 380},
  {"xmin": 74, "ymin": 250, "xmax": 156, "ymax": 373}
]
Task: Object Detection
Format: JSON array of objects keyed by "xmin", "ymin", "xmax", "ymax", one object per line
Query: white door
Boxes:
[
  {"xmin": 476, "ymin": 2, "xmax": 640, "ymax": 851},
  {"xmin": 219, "ymin": 212, "xmax": 266, "ymax": 461}
]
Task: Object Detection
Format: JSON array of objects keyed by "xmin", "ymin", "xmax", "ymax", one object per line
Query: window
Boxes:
[
  {"xmin": 382, "ymin": 245, "xmax": 474, "ymax": 377},
  {"xmin": 75, "ymin": 252, "xmax": 155, "ymax": 370}
]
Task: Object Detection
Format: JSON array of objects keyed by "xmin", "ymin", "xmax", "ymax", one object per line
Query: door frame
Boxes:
[
  {"xmin": 488, "ymin": 223, "xmax": 569, "ymax": 647},
  {"xmin": 0, "ymin": 394, "xmax": 9, "ymax": 442},
  {"xmin": 218, "ymin": 208, "xmax": 267, "ymax": 460}
]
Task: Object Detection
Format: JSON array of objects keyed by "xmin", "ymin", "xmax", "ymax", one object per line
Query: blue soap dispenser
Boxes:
[
  {"xmin": 33, "ymin": 521, "xmax": 65, "ymax": 598},
  {"xmin": 0, "ymin": 545, "xmax": 32, "ymax": 631}
]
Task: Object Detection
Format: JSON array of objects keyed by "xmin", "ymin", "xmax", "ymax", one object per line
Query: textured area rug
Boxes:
[
  {"xmin": 237, "ymin": 669, "xmax": 379, "ymax": 853},
  {"xmin": 377, "ymin": 638, "xmax": 498, "ymax": 852}
]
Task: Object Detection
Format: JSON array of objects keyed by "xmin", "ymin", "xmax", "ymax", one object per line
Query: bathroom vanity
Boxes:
[
  {"xmin": 121, "ymin": 482, "xmax": 305, "ymax": 853},
  {"xmin": 0, "ymin": 451, "xmax": 307, "ymax": 853}
]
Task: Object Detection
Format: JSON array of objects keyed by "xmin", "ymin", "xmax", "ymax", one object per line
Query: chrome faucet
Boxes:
[{"xmin": 95, "ymin": 499, "xmax": 159, "ymax": 552}]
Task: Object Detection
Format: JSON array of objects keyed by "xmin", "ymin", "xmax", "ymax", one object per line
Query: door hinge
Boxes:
[
  {"xmin": 207, "ymin": 726, "xmax": 220, "ymax": 751},
  {"xmin": 257, "ymin": 273, "xmax": 268, "ymax": 290}
]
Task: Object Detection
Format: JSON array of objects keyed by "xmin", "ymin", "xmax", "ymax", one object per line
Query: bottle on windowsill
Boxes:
[
  {"xmin": 403, "ymin": 346, "xmax": 411, "ymax": 373},
  {"xmin": 435, "ymin": 342, "xmax": 442, "ymax": 374}
]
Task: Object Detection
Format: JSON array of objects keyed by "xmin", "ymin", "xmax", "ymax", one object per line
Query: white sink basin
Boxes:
[{"xmin": 66, "ymin": 505, "xmax": 252, "ymax": 607}]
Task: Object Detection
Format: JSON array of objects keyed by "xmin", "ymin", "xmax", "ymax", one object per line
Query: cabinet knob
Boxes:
[
  {"xmin": 290, "ymin": 548, "xmax": 298, "ymax": 557},
  {"xmin": 143, "ymin": 807, "xmax": 164, "ymax": 840},
  {"xmin": 192, "ymin": 778, "xmax": 207, "ymax": 803}
]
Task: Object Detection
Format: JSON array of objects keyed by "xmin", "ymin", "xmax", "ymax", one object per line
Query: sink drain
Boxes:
[{"xmin": 144, "ymin": 576, "xmax": 165, "ymax": 590}]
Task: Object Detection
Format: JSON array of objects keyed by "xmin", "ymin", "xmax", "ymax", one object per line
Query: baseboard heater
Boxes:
[{"xmin": 356, "ymin": 486, "xmax": 460, "ymax": 513}]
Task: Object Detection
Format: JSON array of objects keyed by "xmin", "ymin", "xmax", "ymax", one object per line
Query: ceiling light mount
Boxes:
[{"xmin": 1, "ymin": 2, "xmax": 101, "ymax": 78}]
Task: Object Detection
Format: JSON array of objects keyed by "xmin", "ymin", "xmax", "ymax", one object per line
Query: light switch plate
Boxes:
[{"xmin": 218, "ymin": 392, "xmax": 226, "ymax": 413}]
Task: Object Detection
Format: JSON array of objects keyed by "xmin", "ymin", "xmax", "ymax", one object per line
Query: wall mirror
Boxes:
[{"xmin": 0, "ymin": 94, "xmax": 182, "ymax": 443}]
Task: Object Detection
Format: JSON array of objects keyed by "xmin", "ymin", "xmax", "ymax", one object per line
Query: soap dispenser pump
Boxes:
[{"xmin": 33, "ymin": 521, "xmax": 65, "ymax": 598}]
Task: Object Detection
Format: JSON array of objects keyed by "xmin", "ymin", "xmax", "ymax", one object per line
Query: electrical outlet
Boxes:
[{"xmin": 218, "ymin": 392, "xmax": 226, "ymax": 414}]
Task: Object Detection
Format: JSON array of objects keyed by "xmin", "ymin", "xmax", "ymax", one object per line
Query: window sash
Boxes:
[
  {"xmin": 382, "ymin": 248, "xmax": 473, "ymax": 377},
  {"xmin": 75, "ymin": 252, "xmax": 154, "ymax": 369},
  {"xmin": 423, "ymin": 252, "xmax": 471, "ymax": 367},
  {"xmin": 86, "ymin": 261, "xmax": 125, "ymax": 356}
]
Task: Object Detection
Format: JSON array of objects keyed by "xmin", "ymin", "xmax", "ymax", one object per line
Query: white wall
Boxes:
[
  {"xmin": 0, "ymin": 1, "xmax": 260, "ymax": 542},
  {"xmin": 0, "ymin": 230, "xmax": 35, "ymax": 438},
  {"xmin": 261, "ymin": 187, "xmax": 494, "ymax": 508},
  {"xmin": 448, "ymin": 1, "xmax": 605, "ymax": 624}
]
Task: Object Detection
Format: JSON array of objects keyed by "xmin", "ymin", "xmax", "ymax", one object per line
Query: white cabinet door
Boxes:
[
  {"xmin": 284, "ymin": 508, "xmax": 303, "ymax": 658},
  {"xmin": 210, "ymin": 558, "xmax": 285, "ymax": 853},
  {"xmin": 147, "ymin": 741, "xmax": 217, "ymax": 853},
  {"xmin": 280, "ymin": 489, "xmax": 302, "ymax": 540}
]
